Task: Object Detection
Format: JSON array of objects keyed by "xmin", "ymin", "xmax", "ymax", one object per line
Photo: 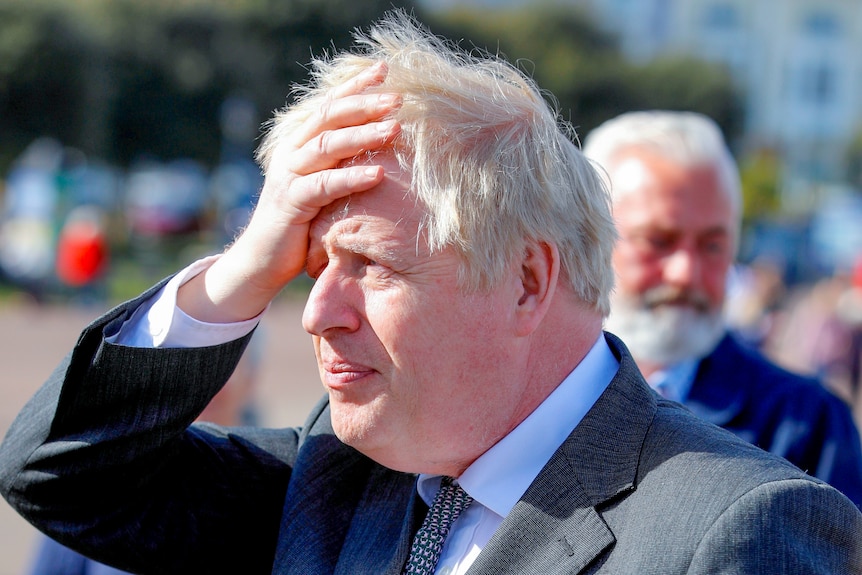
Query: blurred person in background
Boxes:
[
  {"xmin": 584, "ymin": 110, "xmax": 862, "ymax": 507},
  {"xmin": 768, "ymin": 260, "xmax": 862, "ymax": 414},
  {"xmin": 837, "ymin": 256, "xmax": 862, "ymax": 406}
]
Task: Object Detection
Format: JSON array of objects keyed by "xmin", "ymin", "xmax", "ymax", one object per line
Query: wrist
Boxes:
[{"xmin": 177, "ymin": 249, "xmax": 282, "ymax": 323}]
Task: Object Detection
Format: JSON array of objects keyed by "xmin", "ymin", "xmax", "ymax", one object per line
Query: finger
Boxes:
[
  {"xmin": 289, "ymin": 118, "xmax": 401, "ymax": 175},
  {"xmin": 289, "ymin": 92, "xmax": 402, "ymax": 151},
  {"xmin": 287, "ymin": 63, "xmax": 397, "ymax": 148},
  {"xmin": 317, "ymin": 92, "xmax": 402, "ymax": 132},
  {"xmin": 328, "ymin": 61, "xmax": 389, "ymax": 100},
  {"xmin": 278, "ymin": 165, "xmax": 386, "ymax": 222},
  {"xmin": 315, "ymin": 164, "xmax": 386, "ymax": 206}
]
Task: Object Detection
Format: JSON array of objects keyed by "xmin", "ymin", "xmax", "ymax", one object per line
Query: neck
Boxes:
[{"xmin": 525, "ymin": 297, "xmax": 605, "ymax": 407}]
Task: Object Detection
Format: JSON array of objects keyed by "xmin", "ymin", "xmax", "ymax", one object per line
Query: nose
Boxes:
[
  {"xmin": 662, "ymin": 246, "xmax": 701, "ymax": 289},
  {"xmin": 302, "ymin": 264, "xmax": 362, "ymax": 336}
]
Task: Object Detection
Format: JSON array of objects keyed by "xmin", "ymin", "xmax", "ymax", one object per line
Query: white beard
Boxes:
[{"xmin": 605, "ymin": 294, "xmax": 725, "ymax": 366}]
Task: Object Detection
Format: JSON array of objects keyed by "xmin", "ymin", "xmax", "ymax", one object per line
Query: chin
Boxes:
[{"xmin": 606, "ymin": 305, "xmax": 725, "ymax": 365}]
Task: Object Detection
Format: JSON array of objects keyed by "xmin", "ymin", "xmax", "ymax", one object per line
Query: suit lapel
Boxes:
[
  {"xmin": 466, "ymin": 453, "xmax": 615, "ymax": 574},
  {"xmin": 335, "ymin": 465, "xmax": 423, "ymax": 575},
  {"xmin": 272, "ymin": 430, "xmax": 373, "ymax": 575},
  {"xmin": 467, "ymin": 333, "xmax": 656, "ymax": 575},
  {"xmin": 272, "ymin": 401, "xmax": 420, "ymax": 575}
]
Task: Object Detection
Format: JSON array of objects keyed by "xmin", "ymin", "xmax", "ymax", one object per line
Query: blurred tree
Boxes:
[
  {"xmin": 739, "ymin": 148, "xmax": 782, "ymax": 225},
  {"xmin": 426, "ymin": 4, "xmax": 742, "ymax": 145},
  {"xmin": 0, "ymin": 0, "xmax": 420, "ymax": 171},
  {"xmin": 0, "ymin": 2, "xmax": 90, "ymax": 168},
  {"xmin": 0, "ymin": 1, "xmax": 741, "ymax": 172},
  {"xmin": 630, "ymin": 56, "xmax": 742, "ymax": 140}
]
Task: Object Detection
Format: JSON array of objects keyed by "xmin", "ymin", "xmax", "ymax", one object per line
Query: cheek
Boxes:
[
  {"xmin": 378, "ymin": 295, "xmax": 465, "ymax": 362},
  {"xmin": 613, "ymin": 248, "xmax": 658, "ymax": 293},
  {"xmin": 429, "ymin": 294, "xmax": 510, "ymax": 375},
  {"xmin": 381, "ymin": 288, "xmax": 503, "ymax": 374},
  {"xmin": 704, "ymin": 266, "xmax": 729, "ymax": 303}
]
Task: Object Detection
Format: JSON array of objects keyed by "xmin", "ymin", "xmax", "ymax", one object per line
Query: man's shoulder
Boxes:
[
  {"xmin": 599, "ymin": 401, "xmax": 859, "ymax": 538},
  {"xmin": 698, "ymin": 332, "xmax": 837, "ymax": 404},
  {"xmin": 640, "ymin": 399, "xmax": 813, "ymax": 491},
  {"xmin": 709, "ymin": 333, "xmax": 817, "ymax": 383},
  {"xmin": 600, "ymin": 405, "xmax": 862, "ymax": 575}
]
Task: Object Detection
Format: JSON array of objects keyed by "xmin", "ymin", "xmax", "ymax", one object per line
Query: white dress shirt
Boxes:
[{"xmin": 112, "ymin": 257, "xmax": 620, "ymax": 575}]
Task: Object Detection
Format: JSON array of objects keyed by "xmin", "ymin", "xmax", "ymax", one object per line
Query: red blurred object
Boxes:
[
  {"xmin": 56, "ymin": 218, "xmax": 107, "ymax": 286},
  {"xmin": 853, "ymin": 256, "xmax": 862, "ymax": 290}
]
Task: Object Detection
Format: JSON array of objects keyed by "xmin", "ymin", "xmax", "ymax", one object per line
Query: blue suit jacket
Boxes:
[{"xmin": 685, "ymin": 333, "xmax": 862, "ymax": 506}]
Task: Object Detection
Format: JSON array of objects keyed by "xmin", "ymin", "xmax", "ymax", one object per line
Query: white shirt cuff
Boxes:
[{"xmin": 109, "ymin": 254, "xmax": 264, "ymax": 348}]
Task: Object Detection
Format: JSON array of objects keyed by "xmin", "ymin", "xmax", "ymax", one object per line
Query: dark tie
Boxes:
[{"xmin": 403, "ymin": 476, "xmax": 473, "ymax": 575}]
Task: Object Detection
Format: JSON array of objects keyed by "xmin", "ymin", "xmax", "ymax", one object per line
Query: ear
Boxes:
[{"xmin": 514, "ymin": 240, "xmax": 560, "ymax": 336}]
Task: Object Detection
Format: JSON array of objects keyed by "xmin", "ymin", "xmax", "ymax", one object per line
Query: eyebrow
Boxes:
[
  {"xmin": 346, "ymin": 239, "xmax": 400, "ymax": 262},
  {"xmin": 628, "ymin": 222, "xmax": 731, "ymax": 236},
  {"xmin": 310, "ymin": 226, "xmax": 405, "ymax": 266}
]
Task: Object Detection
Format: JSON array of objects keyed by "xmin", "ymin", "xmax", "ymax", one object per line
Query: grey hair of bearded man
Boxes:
[
  {"xmin": 255, "ymin": 9, "xmax": 617, "ymax": 316},
  {"xmin": 581, "ymin": 110, "xmax": 743, "ymax": 246}
]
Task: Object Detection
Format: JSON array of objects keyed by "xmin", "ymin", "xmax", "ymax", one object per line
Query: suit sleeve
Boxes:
[
  {"xmin": 805, "ymin": 392, "xmax": 862, "ymax": 508},
  {"xmin": 688, "ymin": 478, "xmax": 862, "ymax": 574},
  {"xmin": 0, "ymin": 291, "xmax": 301, "ymax": 575}
]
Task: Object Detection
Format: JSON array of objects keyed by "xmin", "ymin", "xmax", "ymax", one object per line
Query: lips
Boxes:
[
  {"xmin": 320, "ymin": 356, "xmax": 377, "ymax": 390},
  {"xmin": 643, "ymin": 287, "xmax": 710, "ymax": 312}
]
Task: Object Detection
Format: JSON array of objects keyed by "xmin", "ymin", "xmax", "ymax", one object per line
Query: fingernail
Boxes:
[
  {"xmin": 366, "ymin": 61, "xmax": 387, "ymax": 77},
  {"xmin": 377, "ymin": 119, "xmax": 398, "ymax": 134},
  {"xmin": 379, "ymin": 93, "xmax": 401, "ymax": 106}
]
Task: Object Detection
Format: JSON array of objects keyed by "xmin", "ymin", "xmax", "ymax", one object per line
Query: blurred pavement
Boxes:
[{"xmin": 0, "ymin": 296, "xmax": 322, "ymax": 575}]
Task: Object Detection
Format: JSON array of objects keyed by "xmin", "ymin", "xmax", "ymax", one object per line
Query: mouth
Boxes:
[
  {"xmin": 321, "ymin": 360, "xmax": 377, "ymax": 390},
  {"xmin": 647, "ymin": 300, "xmax": 709, "ymax": 315},
  {"xmin": 643, "ymin": 289, "xmax": 711, "ymax": 313},
  {"xmin": 652, "ymin": 298, "xmax": 695, "ymax": 308}
]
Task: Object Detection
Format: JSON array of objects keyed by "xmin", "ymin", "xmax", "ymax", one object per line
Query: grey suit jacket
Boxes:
[{"xmin": 0, "ymin": 291, "xmax": 860, "ymax": 574}]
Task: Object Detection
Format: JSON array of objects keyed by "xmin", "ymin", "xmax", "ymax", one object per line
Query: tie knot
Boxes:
[
  {"xmin": 427, "ymin": 477, "xmax": 472, "ymax": 528},
  {"xmin": 403, "ymin": 477, "xmax": 473, "ymax": 574}
]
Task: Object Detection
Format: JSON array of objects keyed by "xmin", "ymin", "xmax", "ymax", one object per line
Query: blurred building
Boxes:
[
  {"xmin": 581, "ymin": 0, "xmax": 862, "ymax": 275},
  {"xmin": 423, "ymin": 0, "xmax": 862, "ymax": 187},
  {"xmin": 419, "ymin": 0, "xmax": 862, "ymax": 277},
  {"xmin": 580, "ymin": 0, "xmax": 862, "ymax": 189}
]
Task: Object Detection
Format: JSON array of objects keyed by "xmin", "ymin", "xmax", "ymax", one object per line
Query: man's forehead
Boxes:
[
  {"xmin": 611, "ymin": 151, "xmax": 721, "ymax": 192},
  {"xmin": 310, "ymin": 188, "xmax": 426, "ymax": 248},
  {"xmin": 314, "ymin": 188, "xmax": 415, "ymax": 225},
  {"xmin": 608, "ymin": 157, "xmax": 654, "ymax": 201}
]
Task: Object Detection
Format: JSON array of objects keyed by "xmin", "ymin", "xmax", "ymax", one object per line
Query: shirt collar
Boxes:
[
  {"xmin": 416, "ymin": 334, "xmax": 619, "ymax": 517},
  {"xmin": 646, "ymin": 358, "xmax": 700, "ymax": 403}
]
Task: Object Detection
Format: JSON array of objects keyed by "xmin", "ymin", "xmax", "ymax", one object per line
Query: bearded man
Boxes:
[{"xmin": 584, "ymin": 110, "xmax": 862, "ymax": 506}]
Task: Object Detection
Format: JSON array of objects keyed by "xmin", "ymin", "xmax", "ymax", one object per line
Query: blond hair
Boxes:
[{"xmin": 257, "ymin": 10, "xmax": 616, "ymax": 315}]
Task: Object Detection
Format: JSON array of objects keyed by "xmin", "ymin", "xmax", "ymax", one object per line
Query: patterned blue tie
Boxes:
[{"xmin": 403, "ymin": 476, "xmax": 473, "ymax": 574}]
